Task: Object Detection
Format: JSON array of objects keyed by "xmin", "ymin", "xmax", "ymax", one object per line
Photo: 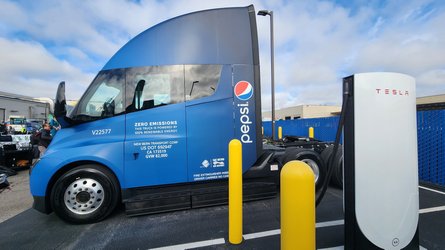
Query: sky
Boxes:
[{"xmin": 0, "ymin": 0, "xmax": 444, "ymax": 111}]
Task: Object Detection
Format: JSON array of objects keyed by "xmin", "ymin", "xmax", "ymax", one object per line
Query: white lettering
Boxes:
[
  {"xmin": 241, "ymin": 134, "xmax": 253, "ymax": 143},
  {"xmin": 238, "ymin": 101, "xmax": 253, "ymax": 144},
  {"xmin": 91, "ymin": 129, "xmax": 112, "ymax": 135}
]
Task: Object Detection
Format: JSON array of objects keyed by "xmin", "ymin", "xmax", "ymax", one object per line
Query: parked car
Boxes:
[
  {"xmin": 5, "ymin": 117, "xmax": 27, "ymax": 134},
  {"xmin": 26, "ymin": 121, "xmax": 42, "ymax": 134}
]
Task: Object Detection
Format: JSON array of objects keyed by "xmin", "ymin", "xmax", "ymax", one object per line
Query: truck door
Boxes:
[
  {"xmin": 185, "ymin": 64, "xmax": 258, "ymax": 181},
  {"xmin": 124, "ymin": 65, "xmax": 188, "ymax": 188},
  {"xmin": 185, "ymin": 65, "xmax": 233, "ymax": 182}
]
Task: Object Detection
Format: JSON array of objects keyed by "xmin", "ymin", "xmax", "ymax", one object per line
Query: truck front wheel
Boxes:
[{"xmin": 50, "ymin": 164, "xmax": 119, "ymax": 224}]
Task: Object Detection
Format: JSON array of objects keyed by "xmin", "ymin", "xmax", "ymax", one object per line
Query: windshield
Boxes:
[{"xmin": 71, "ymin": 69, "xmax": 125, "ymax": 121}]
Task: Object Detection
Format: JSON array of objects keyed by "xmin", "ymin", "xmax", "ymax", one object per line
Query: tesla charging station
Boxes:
[{"xmin": 343, "ymin": 72, "xmax": 419, "ymax": 249}]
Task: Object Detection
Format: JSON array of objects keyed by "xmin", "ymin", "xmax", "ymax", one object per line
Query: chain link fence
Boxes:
[
  {"xmin": 417, "ymin": 108, "xmax": 445, "ymax": 185},
  {"xmin": 263, "ymin": 106, "xmax": 445, "ymax": 186},
  {"xmin": 263, "ymin": 116, "xmax": 339, "ymax": 142}
]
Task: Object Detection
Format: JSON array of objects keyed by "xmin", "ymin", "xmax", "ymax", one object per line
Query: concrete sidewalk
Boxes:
[{"xmin": 0, "ymin": 169, "xmax": 33, "ymax": 223}]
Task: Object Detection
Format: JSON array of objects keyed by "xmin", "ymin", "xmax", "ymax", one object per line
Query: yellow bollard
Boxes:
[
  {"xmin": 229, "ymin": 139, "xmax": 243, "ymax": 244},
  {"xmin": 281, "ymin": 161, "xmax": 315, "ymax": 250},
  {"xmin": 278, "ymin": 126, "xmax": 283, "ymax": 140},
  {"xmin": 309, "ymin": 127, "xmax": 314, "ymax": 139}
]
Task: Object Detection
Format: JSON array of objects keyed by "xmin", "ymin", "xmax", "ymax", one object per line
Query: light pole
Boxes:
[{"xmin": 257, "ymin": 10, "xmax": 276, "ymax": 140}]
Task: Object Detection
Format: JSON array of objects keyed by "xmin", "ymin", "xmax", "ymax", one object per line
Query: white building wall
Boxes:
[
  {"xmin": 262, "ymin": 105, "xmax": 341, "ymax": 121},
  {"xmin": 0, "ymin": 96, "xmax": 49, "ymax": 123}
]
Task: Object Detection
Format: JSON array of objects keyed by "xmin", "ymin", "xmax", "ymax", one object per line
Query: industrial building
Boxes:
[
  {"xmin": 263, "ymin": 94, "xmax": 445, "ymax": 121},
  {"xmin": 416, "ymin": 93, "xmax": 445, "ymax": 110},
  {"xmin": 262, "ymin": 105, "xmax": 341, "ymax": 121},
  {"xmin": 0, "ymin": 91, "xmax": 51, "ymax": 123}
]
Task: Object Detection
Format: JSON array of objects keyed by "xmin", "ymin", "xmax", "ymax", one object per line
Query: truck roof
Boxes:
[{"xmin": 103, "ymin": 5, "xmax": 259, "ymax": 70}]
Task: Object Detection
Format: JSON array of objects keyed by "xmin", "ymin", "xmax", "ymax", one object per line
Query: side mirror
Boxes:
[{"xmin": 54, "ymin": 81, "xmax": 67, "ymax": 118}]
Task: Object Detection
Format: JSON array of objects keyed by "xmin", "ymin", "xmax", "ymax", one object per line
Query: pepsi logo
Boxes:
[{"xmin": 234, "ymin": 81, "xmax": 253, "ymax": 101}]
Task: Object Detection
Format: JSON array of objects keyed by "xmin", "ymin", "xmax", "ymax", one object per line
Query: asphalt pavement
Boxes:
[
  {"xmin": 1, "ymin": 181, "xmax": 445, "ymax": 249},
  {"xmin": 0, "ymin": 169, "xmax": 33, "ymax": 223}
]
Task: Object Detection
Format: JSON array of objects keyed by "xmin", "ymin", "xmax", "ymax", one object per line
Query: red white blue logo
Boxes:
[{"xmin": 234, "ymin": 81, "xmax": 253, "ymax": 101}]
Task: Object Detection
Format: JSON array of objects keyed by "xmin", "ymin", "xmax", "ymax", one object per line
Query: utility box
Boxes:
[{"xmin": 344, "ymin": 72, "xmax": 419, "ymax": 249}]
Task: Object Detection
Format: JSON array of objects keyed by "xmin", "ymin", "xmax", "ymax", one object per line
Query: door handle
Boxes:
[{"xmin": 133, "ymin": 152, "xmax": 139, "ymax": 160}]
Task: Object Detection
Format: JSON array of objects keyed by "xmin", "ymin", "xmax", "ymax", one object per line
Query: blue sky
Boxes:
[{"xmin": 0, "ymin": 0, "xmax": 444, "ymax": 111}]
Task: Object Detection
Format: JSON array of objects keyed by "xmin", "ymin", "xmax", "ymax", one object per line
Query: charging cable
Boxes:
[{"xmin": 316, "ymin": 80, "xmax": 351, "ymax": 206}]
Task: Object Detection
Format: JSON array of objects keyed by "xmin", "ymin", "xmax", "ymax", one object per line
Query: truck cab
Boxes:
[
  {"xmin": 30, "ymin": 5, "xmax": 328, "ymax": 224},
  {"xmin": 30, "ymin": 5, "xmax": 273, "ymax": 223}
]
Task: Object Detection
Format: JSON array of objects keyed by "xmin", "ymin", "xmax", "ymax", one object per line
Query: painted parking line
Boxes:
[
  {"xmin": 243, "ymin": 220, "xmax": 345, "ymax": 240},
  {"xmin": 318, "ymin": 247, "xmax": 344, "ymax": 250},
  {"xmin": 419, "ymin": 185, "xmax": 445, "ymax": 196},
  {"xmin": 244, "ymin": 229, "xmax": 280, "ymax": 240},
  {"xmin": 420, "ymin": 205, "xmax": 445, "ymax": 214},
  {"xmin": 149, "ymin": 219, "xmax": 347, "ymax": 249},
  {"xmin": 149, "ymin": 238, "xmax": 225, "ymax": 250},
  {"xmin": 316, "ymin": 219, "xmax": 344, "ymax": 228},
  {"xmin": 319, "ymin": 246, "xmax": 428, "ymax": 250},
  {"xmin": 150, "ymin": 198, "xmax": 443, "ymax": 250},
  {"xmin": 150, "ymin": 215, "xmax": 430, "ymax": 250}
]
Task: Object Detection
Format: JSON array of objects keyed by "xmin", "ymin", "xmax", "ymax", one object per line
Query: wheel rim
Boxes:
[
  {"xmin": 64, "ymin": 178, "xmax": 105, "ymax": 215},
  {"xmin": 301, "ymin": 159, "xmax": 320, "ymax": 183}
]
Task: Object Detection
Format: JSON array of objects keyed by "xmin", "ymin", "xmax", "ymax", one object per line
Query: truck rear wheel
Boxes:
[
  {"xmin": 50, "ymin": 164, "xmax": 119, "ymax": 224},
  {"xmin": 321, "ymin": 146, "xmax": 343, "ymax": 188},
  {"xmin": 282, "ymin": 148, "xmax": 326, "ymax": 193}
]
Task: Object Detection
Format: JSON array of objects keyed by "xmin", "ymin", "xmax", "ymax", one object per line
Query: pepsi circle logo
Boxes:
[{"xmin": 234, "ymin": 81, "xmax": 253, "ymax": 101}]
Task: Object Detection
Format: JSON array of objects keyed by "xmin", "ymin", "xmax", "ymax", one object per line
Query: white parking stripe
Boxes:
[
  {"xmin": 150, "ymin": 201, "xmax": 444, "ymax": 250},
  {"xmin": 319, "ymin": 246, "xmax": 427, "ymax": 250},
  {"xmin": 244, "ymin": 229, "xmax": 280, "ymax": 240},
  {"xmin": 420, "ymin": 205, "xmax": 445, "ymax": 214},
  {"xmin": 419, "ymin": 185, "xmax": 445, "ymax": 195},
  {"xmin": 149, "ymin": 238, "xmax": 225, "ymax": 250},
  {"xmin": 316, "ymin": 220, "xmax": 344, "ymax": 228},
  {"xmin": 318, "ymin": 246, "xmax": 344, "ymax": 250},
  {"xmin": 243, "ymin": 220, "xmax": 346, "ymax": 241}
]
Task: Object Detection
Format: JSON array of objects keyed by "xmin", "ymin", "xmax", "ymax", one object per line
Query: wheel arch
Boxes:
[{"xmin": 45, "ymin": 160, "xmax": 122, "ymax": 213}]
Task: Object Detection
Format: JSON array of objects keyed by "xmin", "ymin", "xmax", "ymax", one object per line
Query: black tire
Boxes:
[
  {"xmin": 321, "ymin": 145, "xmax": 343, "ymax": 188},
  {"xmin": 282, "ymin": 148, "xmax": 326, "ymax": 193},
  {"xmin": 50, "ymin": 164, "xmax": 119, "ymax": 224}
]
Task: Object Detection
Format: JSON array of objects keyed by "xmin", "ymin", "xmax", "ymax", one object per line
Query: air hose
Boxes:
[{"xmin": 316, "ymin": 81, "xmax": 351, "ymax": 206}]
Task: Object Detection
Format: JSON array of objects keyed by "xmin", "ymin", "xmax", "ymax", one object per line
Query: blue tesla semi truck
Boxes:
[{"xmin": 30, "ymin": 5, "xmax": 330, "ymax": 223}]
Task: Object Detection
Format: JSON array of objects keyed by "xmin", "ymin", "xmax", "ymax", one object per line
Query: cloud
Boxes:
[
  {"xmin": 0, "ymin": 0, "xmax": 444, "ymax": 110},
  {"xmin": 417, "ymin": 69, "xmax": 445, "ymax": 97},
  {"xmin": 257, "ymin": 0, "xmax": 445, "ymax": 110},
  {"xmin": 257, "ymin": 1, "xmax": 366, "ymax": 110},
  {"xmin": 0, "ymin": 0, "xmax": 263, "ymax": 98},
  {"xmin": 0, "ymin": 0, "xmax": 28, "ymax": 34},
  {"xmin": 351, "ymin": 1, "xmax": 445, "ymax": 96},
  {"xmin": 0, "ymin": 0, "xmax": 261, "ymax": 70},
  {"xmin": 0, "ymin": 38, "xmax": 94, "ymax": 99}
]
